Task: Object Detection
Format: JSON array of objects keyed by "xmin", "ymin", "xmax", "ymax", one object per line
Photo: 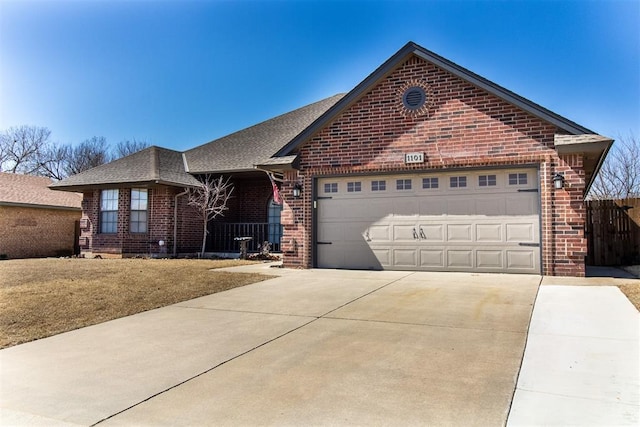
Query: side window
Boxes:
[
  {"xmin": 396, "ymin": 179, "xmax": 412, "ymax": 190},
  {"xmin": 478, "ymin": 175, "xmax": 497, "ymax": 187},
  {"xmin": 347, "ymin": 182, "xmax": 362, "ymax": 192},
  {"xmin": 371, "ymin": 180, "xmax": 386, "ymax": 191},
  {"xmin": 508, "ymin": 173, "xmax": 528, "ymax": 185},
  {"xmin": 324, "ymin": 183, "xmax": 338, "ymax": 193},
  {"xmin": 100, "ymin": 189, "xmax": 119, "ymax": 234},
  {"xmin": 130, "ymin": 188, "xmax": 148, "ymax": 233},
  {"xmin": 450, "ymin": 176, "xmax": 467, "ymax": 188},
  {"xmin": 422, "ymin": 177, "xmax": 439, "ymax": 189}
]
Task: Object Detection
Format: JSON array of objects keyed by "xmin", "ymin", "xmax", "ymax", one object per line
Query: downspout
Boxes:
[{"xmin": 173, "ymin": 189, "xmax": 189, "ymax": 257}]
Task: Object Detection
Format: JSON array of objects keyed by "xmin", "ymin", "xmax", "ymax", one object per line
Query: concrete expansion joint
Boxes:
[{"xmin": 173, "ymin": 304, "xmax": 316, "ymax": 319}]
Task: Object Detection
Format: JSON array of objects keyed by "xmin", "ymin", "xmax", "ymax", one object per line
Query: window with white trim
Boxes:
[
  {"xmin": 347, "ymin": 182, "xmax": 362, "ymax": 192},
  {"xmin": 478, "ymin": 175, "xmax": 497, "ymax": 187},
  {"xmin": 396, "ymin": 179, "xmax": 412, "ymax": 190},
  {"xmin": 508, "ymin": 173, "xmax": 528, "ymax": 185},
  {"xmin": 371, "ymin": 180, "xmax": 386, "ymax": 191},
  {"xmin": 100, "ymin": 189, "xmax": 119, "ymax": 234},
  {"xmin": 324, "ymin": 183, "xmax": 338, "ymax": 193},
  {"xmin": 422, "ymin": 177, "xmax": 439, "ymax": 189},
  {"xmin": 450, "ymin": 176, "xmax": 467, "ymax": 188},
  {"xmin": 130, "ymin": 188, "xmax": 148, "ymax": 233}
]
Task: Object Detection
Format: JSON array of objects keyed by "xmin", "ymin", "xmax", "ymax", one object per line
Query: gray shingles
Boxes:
[
  {"xmin": 51, "ymin": 147, "xmax": 200, "ymax": 190},
  {"xmin": 184, "ymin": 94, "xmax": 344, "ymax": 173}
]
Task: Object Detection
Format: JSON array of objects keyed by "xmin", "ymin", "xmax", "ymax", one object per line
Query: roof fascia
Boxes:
[
  {"xmin": 0, "ymin": 201, "xmax": 81, "ymax": 211},
  {"xmin": 584, "ymin": 139, "xmax": 615, "ymax": 196},
  {"xmin": 50, "ymin": 180, "xmax": 196, "ymax": 192},
  {"xmin": 276, "ymin": 42, "xmax": 593, "ymax": 157}
]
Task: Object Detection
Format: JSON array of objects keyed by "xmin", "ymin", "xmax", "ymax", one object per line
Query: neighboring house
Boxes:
[
  {"xmin": 0, "ymin": 172, "xmax": 82, "ymax": 258},
  {"xmin": 51, "ymin": 42, "xmax": 612, "ymax": 276}
]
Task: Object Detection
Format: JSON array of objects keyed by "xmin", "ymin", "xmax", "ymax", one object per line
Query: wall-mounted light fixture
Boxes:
[
  {"xmin": 292, "ymin": 183, "xmax": 303, "ymax": 198},
  {"xmin": 552, "ymin": 173, "xmax": 565, "ymax": 190}
]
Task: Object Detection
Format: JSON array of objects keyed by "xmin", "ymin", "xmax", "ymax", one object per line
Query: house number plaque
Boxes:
[{"xmin": 404, "ymin": 152, "xmax": 424, "ymax": 164}]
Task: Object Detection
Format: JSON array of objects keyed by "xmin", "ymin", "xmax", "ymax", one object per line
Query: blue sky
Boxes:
[{"xmin": 1, "ymin": 0, "xmax": 638, "ymax": 152}]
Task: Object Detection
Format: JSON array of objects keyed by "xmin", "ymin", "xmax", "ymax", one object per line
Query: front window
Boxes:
[
  {"xmin": 100, "ymin": 189, "xmax": 119, "ymax": 233},
  {"xmin": 130, "ymin": 188, "xmax": 148, "ymax": 233}
]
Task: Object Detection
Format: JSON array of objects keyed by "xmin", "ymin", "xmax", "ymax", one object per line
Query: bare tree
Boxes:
[
  {"xmin": 589, "ymin": 134, "xmax": 640, "ymax": 200},
  {"xmin": 115, "ymin": 139, "xmax": 150, "ymax": 158},
  {"xmin": 187, "ymin": 175, "xmax": 234, "ymax": 257},
  {"xmin": 64, "ymin": 137, "xmax": 112, "ymax": 176},
  {"xmin": 0, "ymin": 125, "xmax": 52, "ymax": 174},
  {"xmin": 39, "ymin": 144, "xmax": 71, "ymax": 181}
]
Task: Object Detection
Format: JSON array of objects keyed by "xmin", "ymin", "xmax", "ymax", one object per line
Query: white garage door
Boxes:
[{"xmin": 316, "ymin": 169, "xmax": 540, "ymax": 274}]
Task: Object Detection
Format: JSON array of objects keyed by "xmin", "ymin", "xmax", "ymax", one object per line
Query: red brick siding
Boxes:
[
  {"xmin": 221, "ymin": 177, "xmax": 273, "ymax": 223},
  {"xmin": 282, "ymin": 54, "xmax": 587, "ymax": 276},
  {"xmin": 80, "ymin": 185, "xmax": 204, "ymax": 257}
]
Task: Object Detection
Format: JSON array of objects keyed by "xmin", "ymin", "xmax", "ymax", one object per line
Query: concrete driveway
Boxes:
[{"xmin": 1, "ymin": 266, "xmax": 540, "ymax": 426}]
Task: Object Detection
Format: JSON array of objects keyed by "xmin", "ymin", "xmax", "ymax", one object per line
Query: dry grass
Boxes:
[
  {"xmin": 619, "ymin": 284, "xmax": 640, "ymax": 311},
  {"xmin": 0, "ymin": 258, "xmax": 270, "ymax": 348}
]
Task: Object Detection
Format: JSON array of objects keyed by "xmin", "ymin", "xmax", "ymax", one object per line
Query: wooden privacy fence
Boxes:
[{"xmin": 586, "ymin": 198, "xmax": 640, "ymax": 266}]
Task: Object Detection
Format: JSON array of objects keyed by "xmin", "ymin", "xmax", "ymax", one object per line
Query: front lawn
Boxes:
[{"xmin": 0, "ymin": 258, "xmax": 269, "ymax": 348}]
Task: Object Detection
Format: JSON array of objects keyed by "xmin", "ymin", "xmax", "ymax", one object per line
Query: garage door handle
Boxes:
[
  {"xmin": 412, "ymin": 228, "xmax": 418, "ymax": 239},
  {"xmin": 419, "ymin": 228, "xmax": 426, "ymax": 239},
  {"xmin": 518, "ymin": 242, "xmax": 540, "ymax": 247}
]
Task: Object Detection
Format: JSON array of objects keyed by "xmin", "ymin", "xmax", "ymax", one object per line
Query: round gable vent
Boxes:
[
  {"xmin": 403, "ymin": 87, "xmax": 426, "ymax": 110},
  {"xmin": 397, "ymin": 80, "xmax": 433, "ymax": 117}
]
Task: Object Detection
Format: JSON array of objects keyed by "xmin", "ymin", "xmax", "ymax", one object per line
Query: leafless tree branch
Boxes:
[
  {"xmin": 187, "ymin": 175, "xmax": 234, "ymax": 257},
  {"xmin": 589, "ymin": 133, "xmax": 640, "ymax": 200}
]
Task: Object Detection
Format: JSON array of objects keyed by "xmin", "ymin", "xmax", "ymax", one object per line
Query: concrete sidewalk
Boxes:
[{"xmin": 508, "ymin": 282, "xmax": 640, "ymax": 425}]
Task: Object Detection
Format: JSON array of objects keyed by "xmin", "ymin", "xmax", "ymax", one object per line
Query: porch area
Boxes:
[{"xmin": 206, "ymin": 222, "xmax": 283, "ymax": 254}]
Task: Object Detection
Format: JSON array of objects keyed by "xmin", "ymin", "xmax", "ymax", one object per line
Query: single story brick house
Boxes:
[
  {"xmin": 52, "ymin": 42, "xmax": 612, "ymax": 276},
  {"xmin": 0, "ymin": 172, "xmax": 82, "ymax": 258}
]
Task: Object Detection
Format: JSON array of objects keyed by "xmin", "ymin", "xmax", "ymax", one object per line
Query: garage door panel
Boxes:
[
  {"xmin": 419, "ymin": 249, "xmax": 445, "ymax": 268},
  {"xmin": 447, "ymin": 250, "xmax": 473, "ymax": 268},
  {"xmin": 446, "ymin": 224, "xmax": 473, "ymax": 242},
  {"xmin": 418, "ymin": 224, "xmax": 444, "ymax": 242},
  {"xmin": 447, "ymin": 199, "xmax": 475, "ymax": 215},
  {"xmin": 476, "ymin": 224, "xmax": 503, "ymax": 242},
  {"xmin": 393, "ymin": 224, "xmax": 419, "ymax": 242},
  {"xmin": 476, "ymin": 250, "xmax": 504, "ymax": 269},
  {"xmin": 419, "ymin": 199, "xmax": 447, "ymax": 216},
  {"xmin": 476, "ymin": 198, "xmax": 506, "ymax": 216},
  {"xmin": 505, "ymin": 223, "xmax": 535, "ymax": 242},
  {"xmin": 394, "ymin": 199, "xmax": 419, "ymax": 217},
  {"xmin": 393, "ymin": 248, "xmax": 418, "ymax": 268},
  {"xmin": 368, "ymin": 224, "xmax": 391, "ymax": 242},
  {"xmin": 506, "ymin": 250, "xmax": 536, "ymax": 270},
  {"xmin": 505, "ymin": 195, "xmax": 538, "ymax": 215}
]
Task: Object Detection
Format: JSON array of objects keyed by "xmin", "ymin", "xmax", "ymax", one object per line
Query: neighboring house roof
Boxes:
[
  {"xmin": 0, "ymin": 172, "xmax": 82, "ymax": 210},
  {"xmin": 50, "ymin": 146, "xmax": 201, "ymax": 191},
  {"xmin": 275, "ymin": 41, "xmax": 597, "ymax": 158},
  {"xmin": 183, "ymin": 94, "xmax": 344, "ymax": 174}
]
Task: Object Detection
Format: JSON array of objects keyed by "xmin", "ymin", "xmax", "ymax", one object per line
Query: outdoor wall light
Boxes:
[
  {"xmin": 553, "ymin": 173, "xmax": 565, "ymax": 190},
  {"xmin": 292, "ymin": 183, "xmax": 303, "ymax": 198}
]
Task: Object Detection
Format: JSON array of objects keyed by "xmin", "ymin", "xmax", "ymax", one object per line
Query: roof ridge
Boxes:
[{"xmin": 150, "ymin": 146, "xmax": 160, "ymax": 181}]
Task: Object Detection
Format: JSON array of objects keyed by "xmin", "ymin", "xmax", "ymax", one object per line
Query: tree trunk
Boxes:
[{"xmin": 200, "ymin": 216, "xmax": 207, "ymax": 258}]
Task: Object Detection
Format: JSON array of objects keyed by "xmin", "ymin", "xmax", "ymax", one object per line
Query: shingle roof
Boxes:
[
  {"xmin": 0, "ymin": 172, "xmax": 82, "ymax": 209},
  {"xmin": 51, "ymin": 146, "xmax": 200, "ymax": 191},
  {"xmin": 184, "ymin": 94, "xmax": 345, "ymax": 173}
]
